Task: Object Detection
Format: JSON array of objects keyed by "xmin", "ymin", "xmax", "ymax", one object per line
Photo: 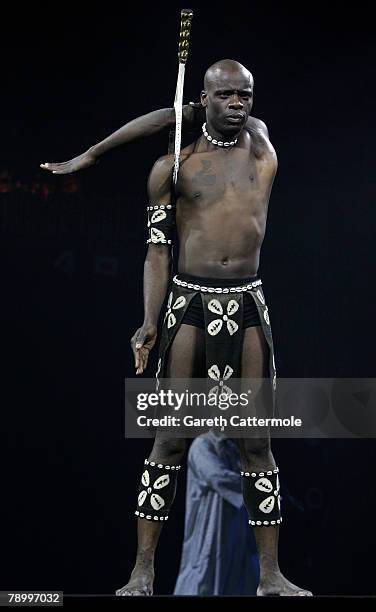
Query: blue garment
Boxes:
[{"xmin": 174, "ymin": 432, "xmax": 259, "ymax": 596}]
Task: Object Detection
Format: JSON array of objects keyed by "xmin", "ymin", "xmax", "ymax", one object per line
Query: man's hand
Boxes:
[
  {"xmin": 184, "ymin": 102, "xmax": 205, "ymax": 129},
  {"xmin": 131, "ymin": 323, "xmax": 158, "ymax": 375},
  {"xmin": 40, "ymin": 150, "xmax": 97, "ymax": 175}
]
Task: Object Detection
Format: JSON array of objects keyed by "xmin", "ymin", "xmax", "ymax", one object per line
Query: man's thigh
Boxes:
[
  {"xmin": 149, "ymin": 324, "xmax": 206, "ymax": 461},
  {"xmin": 165, "ymin": 323, "xmax": 206, "ymax": 378},
  {"xmin": 241, "ymin": 325, "xmax": 269, "ymax": 379},
  {"xmin": 240, "ymin": 325, "xmax": 273, "ymax": 423}
]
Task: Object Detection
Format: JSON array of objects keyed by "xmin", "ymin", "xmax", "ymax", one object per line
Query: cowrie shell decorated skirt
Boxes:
[{"xmin": 155, "ymin": 273, "xmax": 278, "ymax": 416}]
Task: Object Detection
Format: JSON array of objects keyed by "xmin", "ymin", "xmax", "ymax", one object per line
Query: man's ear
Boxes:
[{"xmin": 200, "ymin": 90, "xmax": 208, "ymax": 107}]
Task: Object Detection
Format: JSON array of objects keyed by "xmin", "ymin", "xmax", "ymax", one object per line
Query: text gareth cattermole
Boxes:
[{"xmin": 136, "ymin": 415, "xmax": 303, "ymax": 428}]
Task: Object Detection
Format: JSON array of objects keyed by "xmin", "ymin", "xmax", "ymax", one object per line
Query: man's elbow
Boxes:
[
  {"xmin": 161, "ymin": 108, "xmax": 175, "ymax": 128},
  {"xmin": 146, "ymin": 244, "xmax": 172, "ymax": 266}
]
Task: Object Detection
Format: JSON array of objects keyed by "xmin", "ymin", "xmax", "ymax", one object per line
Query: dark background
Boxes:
[{"xmin": 0, "ymin": 1, "xmax": 375, "ymax": 597}]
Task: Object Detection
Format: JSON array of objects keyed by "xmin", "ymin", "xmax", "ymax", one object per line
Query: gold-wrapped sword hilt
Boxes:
[{"xmin": 178, "ymin": 9, "xmax": 194, "ymax": 63}]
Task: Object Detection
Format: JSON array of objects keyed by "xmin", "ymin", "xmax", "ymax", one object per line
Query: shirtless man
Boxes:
[
  {"xmin": 42, "ymin": 59, "xmax": 312, "ymax": 596},
  {"xmin": 119, "ymin": 60, "xmax": 312, "ymax": 597}
]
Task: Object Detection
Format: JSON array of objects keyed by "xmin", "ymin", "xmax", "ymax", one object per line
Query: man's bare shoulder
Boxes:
[
  {"xmin": 246, "ymin": 115, "xmax": 277, "ymax": 160},
  {"xmin": 150, "ymin": 154, "xmax": 175, "ymax": 175},
  {"xmin": 248, "ymin": 115, "xmax": 267, "ymax": 130},
  {"xmin": 148, "ymin": 155, "xmax": 174, "ymax": 199},
  {"xmin": 180, "ymin": 139, "xmax": 200, "ymax": 157}
]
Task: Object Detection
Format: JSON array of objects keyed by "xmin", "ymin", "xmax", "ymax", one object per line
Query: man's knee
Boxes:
[
  {"xmin": 241, "ymin": 437, "xmax": 271, "ymax": 460},
  {"xmin": 150, "ymin": 437, "xmax": 186, "ymax": 463}
]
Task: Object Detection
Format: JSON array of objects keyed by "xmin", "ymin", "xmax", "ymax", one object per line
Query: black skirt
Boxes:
[
  {"xmin": 155, "ymin": 272, "xmax": 277, "ymax": 415},
  {"xmin": 180, "ymin": 273, "xmax": 261, "ymax": 329}
]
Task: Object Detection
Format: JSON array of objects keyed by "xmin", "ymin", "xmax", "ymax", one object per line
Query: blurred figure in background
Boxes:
[{"xmin": 174, "ymin": 431, "xmax": 259, "ymax": 596}]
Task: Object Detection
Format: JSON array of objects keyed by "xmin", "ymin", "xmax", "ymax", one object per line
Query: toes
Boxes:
[{"xmin": 115, "ymin": 588, "xmax": 150, "ymax": 596}]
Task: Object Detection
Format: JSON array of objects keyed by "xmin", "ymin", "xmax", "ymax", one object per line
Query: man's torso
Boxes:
[{"xmin": 174, "ymin": 126, "xmax": 277, "ymax": 278}]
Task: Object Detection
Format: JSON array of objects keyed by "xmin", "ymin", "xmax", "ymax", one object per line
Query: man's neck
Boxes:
[{"xmin": 204, "ymin": 121, "xmax": 241, "ymax": 144}]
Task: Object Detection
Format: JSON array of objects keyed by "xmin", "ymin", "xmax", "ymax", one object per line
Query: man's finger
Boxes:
[
  {"xmin": 136, "ymin": 351, "xmax": 145, "ymax": 374},
  {"xmin": 135, "ymin": 347, "xmax": 147, "ymax": 371},
  {"xmin": 135, "ymin": 336, "xmax": 145, "ymax": 349},
  {"xmin": 40, "ymin": 162, "xmax": 61, "ymax": 169},
  {"xmin": 135, "ymin": 347, "xmax": 150, "ymax": 374},
  {"xmin": 141, "ymin": 350, "xmax": 149, "ymax": 371},
  {"xmin": 131, "ymin": 333, "xmax": 141, "ymax": 348}
]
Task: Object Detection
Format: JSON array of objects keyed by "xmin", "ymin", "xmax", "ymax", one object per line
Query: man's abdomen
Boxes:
[{"xmin": 177, "ymin": 210, "xmax": 265, "ymax": 278}]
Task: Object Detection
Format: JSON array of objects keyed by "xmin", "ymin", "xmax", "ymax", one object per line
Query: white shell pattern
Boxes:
[
  {"xmin": 227, "ymin": 299, "xmax": 239, "ymax": 316},
  {"xmin": 138, "ymin": 470, "xmax": 173, "ymax": 517},
  {"xmin": 208, "ymin": 365, "xmax": 221, "ymax": 381},
  {"xmin": 227, "ymin": 320, "xmax": 239, "ymax": 335},
  {"xmin": 208, "ymin": 364, "xmax": 233, "ymax": 381},
  {"xmin": 151, "ymin": 227, "xmax": 166, "ymax": 243},
  {"xmin": 172, "ymin": 296, "xmax": 186, "ymax": 310},
  {"xmin": 207, "ymin": 319, "xmax": 223, "ymax": 336},
  {"xmin": 207, "ymin": 299, "xmax": 239, "ymax": 337},
  {"xmin": 167, "ymin": 313, "xmax": 176, "ymax": 328},
  {"xmin": 259, "ymin": 495, "xmax": 276, "ymax": 514},
  {"xmin": 141, "ymin": 470, "xmax": 150, "ymax": 487},
  {"xmin": 223, "ymin": 365, "xmax": 234, "ymax": 380},
  {"xmin": 255, "ymin": 477, "xmax": 273, "ymax": 493},
  {"xmin": 153, "ymin": 474, "xmax": 170, "ymax": 490},
  {"xmin": 151, "ymin": 494, "xmax": 165, "ymax": 510},
  {"xmin": 165, "ymin": 294, "xmax": 186, "ymax": 329},
  {"xmin": 209, "ymin": 384, "xmax": 233, "ymax": 400},
  {"xmin": 151, "ymin": 209, "xmax": 167, "ymax": 223},
  {"xmin": 208, "ymin": 299, "xmax": 223, "ymax": 315},
  {"xmin": 138, "ymin": 490, "xmax": 147, "ymax": 507}
]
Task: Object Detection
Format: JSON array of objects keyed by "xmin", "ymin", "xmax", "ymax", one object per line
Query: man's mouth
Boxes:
[{"xmin": 226, "ymin": 114, "xmax": 245, "ymax": 123}]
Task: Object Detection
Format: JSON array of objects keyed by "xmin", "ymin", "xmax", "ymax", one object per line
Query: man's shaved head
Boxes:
[
  {"xmin": 204, "ymin": 59, "xmax": 253, "ymax": 91},
  {"xmin": 200, "ymin": 59, "xmax": 254, "ymax": 138}
]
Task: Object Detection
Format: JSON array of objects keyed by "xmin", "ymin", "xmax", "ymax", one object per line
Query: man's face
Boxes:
[{"xmin": 201, "ymin": 69, "xmax": 253, "ymax": 136}]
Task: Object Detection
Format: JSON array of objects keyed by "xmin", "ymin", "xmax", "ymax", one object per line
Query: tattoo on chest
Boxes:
[{"xmin": 192, "ymin": 160, "xmax": 216, "ymax": 186}]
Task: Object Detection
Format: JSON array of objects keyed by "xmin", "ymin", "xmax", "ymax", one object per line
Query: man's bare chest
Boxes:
[{"xmin": 177, "ymin": 150, "xmax": 274, "ymax": 202}]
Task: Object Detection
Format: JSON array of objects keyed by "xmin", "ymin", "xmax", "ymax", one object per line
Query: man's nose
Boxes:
[{"xmin": 228, "ymin": 95, "xmax": 244, "ymax": 109}]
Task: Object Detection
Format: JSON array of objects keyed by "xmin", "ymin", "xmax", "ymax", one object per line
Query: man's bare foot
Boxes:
[
  {"xmin": 257, "ymin": 571, "xmax": 313, "ymax": 596},
  {"xmin": 115, "ymin": 564, "xmax": 154, "ymax": 596}
]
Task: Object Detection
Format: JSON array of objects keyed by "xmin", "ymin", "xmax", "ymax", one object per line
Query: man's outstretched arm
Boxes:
[
  {"xmin": 40, "ymin": 104, "xmax": 204, "ymax": 175},
  {"xmin": 130, "ymin": 155, "xmax": 175, "ymax": 375}
]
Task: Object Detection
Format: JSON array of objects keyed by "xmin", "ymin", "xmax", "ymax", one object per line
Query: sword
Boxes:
[{"xmin": 173, "ymin": 9, "xmax": 194, "ymax": 185}]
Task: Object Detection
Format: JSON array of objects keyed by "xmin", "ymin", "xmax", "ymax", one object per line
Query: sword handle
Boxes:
[{"xmin": 178, "ymin": 9, "xmax": 194, "ymax": 64}]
